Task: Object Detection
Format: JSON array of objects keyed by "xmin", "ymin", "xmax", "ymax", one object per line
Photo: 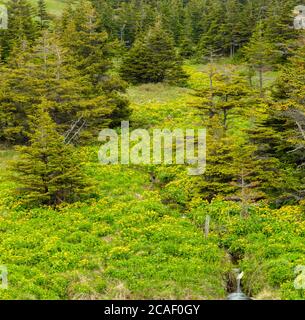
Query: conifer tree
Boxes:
[
  {"xmin": 0, "ymin": 39, "xmax": 35, "ymax": 144},
  {"xmin": 0, "ymin": 30, "xmax": 119, "ymax": 144},
  {"xmin": 195, "ymin": 118, "xmax": 238, "ymax": 201},
  {"xmin": 179, "ymin": 10, "xmax": 195, "ymax": 58},
  {"xmin": 197, "ymin": 0, "xmax": 225, "ymax": 57},
  {"xmin": 12, "ymin": 103, "xmax": 90, "ymax": 206},
  {"xmin": 0, "ymin": 32, "xmax": 87, "ymax": 144},
  {"xmin": 37, "ymin": 0, "xmax": 49, "ymax": 30},
  {"xmin": 264, "ymin": 0, "xmax": 299, "ymax": 61},
  {"xmin": 0, "ymin": 0, "xmax": 37, "ymax": 60},
  {"xmin": 109, "ymin": 0, "xmax": 155, "ymax": 47},
  {"xmin": 232, "ymin": 133, "xmax": 285, "ymax": 205},
  {"xmin": 208, "ymin": 70, "xmax": 251, "ymax": 130},
  {"xmin": 191, "ymin": 66, "xmax": 251, "ymax": 130},
  {"xmin": 184, "ymin": 0, "xmax": 206, "ymax": 44},
  {"xmin": 61, "ymin": 0, "xmax": 131, "ymax": 128},
  {"xmin": 62, "ymin": 0, "xmax": 112, "ymax": 86},
  {"xmin": 222, "ymin": 0, "xmax": 244, "ymax": 57},
  {"xmin": 243, "ymin": 22, "xmax": 278, "ymax": 97},
  {"xmin": 268, "ymin": 36, "xmax": 305, "ymax": 202},
  {"xmin": 158, "ymin": 0, "xmax": 184, "ymax": 44},
  {"xmin": 273, "ymin": 36, "xmax": 305, "ymax": 156},
  {"xmin": 245, "ymin": 106, "xmax": 303, "ymax": 204},
  {"xmin": 120, "ymin": 19, "xmax": 188, "ymax": 85}
]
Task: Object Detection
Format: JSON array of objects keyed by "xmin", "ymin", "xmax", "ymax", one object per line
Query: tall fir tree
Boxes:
[
  {"xmin": 197, "ymin": 0, "xmax": 225, "ymax": 57},
  {"xmin": 0, "ymin": 0, "xmax": 37, "ymax": 60},
  {"xmin": 37, "ymin": 0, "xmax": 49, "ymax": 30},
  {"xmin": 12, "ymin": 103, "xmax": 90, "ymax": 206},
  {"xmin": 61, "ymin": 0, "xmax": 131, "ymax": 129},
  {"xmin": 120, "ymin": 18, "xmax": 188, "ymax": 85},
  {"xmin": 243, "ymin": 22, "xmax": 278, "ymax": 97}
]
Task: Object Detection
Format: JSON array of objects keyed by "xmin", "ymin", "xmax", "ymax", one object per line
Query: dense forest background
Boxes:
[{"xmin": 0, "ymin": 0, "xmax": 304, "ymax": 300}]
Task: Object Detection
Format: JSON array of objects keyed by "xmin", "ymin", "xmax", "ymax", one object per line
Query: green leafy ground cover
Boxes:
[{"xmin": 0, "ymin": 64, "xmax": 304, "ymax": 300}]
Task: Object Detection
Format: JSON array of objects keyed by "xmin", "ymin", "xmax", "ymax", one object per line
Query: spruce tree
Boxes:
[
  {"xmin": 222, "ymin": 0, "xmax": 244, "ymax": 57},
  {"xmin": 120, "ymin": 19, "xmax": 188, "ymax": 85},
  {"xmin": 197, "ymin": 0, "xmax": 226, "ymax": 57},
  {"xmin": 12, "ymin": 102, "xmax": 90, "ymax": 206},
  {"xmin": 264, "ymin": 0, "xmax": 299, "ymax": 61},
  {"xmin": 184, "ymin": 0, "xmax": 206, "ymax": 44},
  {"xmin": 268, "ymin": 36, "xmax": 305, "ymax": 202},
  {"xmin": 62, "ymin": 0, "xmax": 111, "ymax": 85},
  {"xmin": 245, "ymin": 106, "xmax": 302, "ymax": 204},
  {"xmin": 0, "ymin": 0, "xmax": 37, "ymax": 60},
  {"xmin": 37, "ymin": 0, "xmax": 49, "ymax": 30},
  {"xmin": 273, "ymin": 36, "xmax": 305, "ymax": 163},
  {"xmin": 191, "ymin": 66, "xmax": 251, "ymax": 130},
  {"xmin": 243, "ymin": 22, "xmax": 278, "ymax": 97},
  {"xmin": 195, "ymin": 118, "xmax": 238, "ymax": 202},
  {"xmin": 61, "ymin": 0, "xmax": 131, "ymax": 129},
  {"xmin": 179, "ymin": 13, "xmax": 195, "ymax": 58},
  {"xmin": 0, "ymin": 39, "xmax": 35, "ymax": 144},
  {"xmin": 0, "ymin": 32, "xmax": 88, "ymax": 144}
]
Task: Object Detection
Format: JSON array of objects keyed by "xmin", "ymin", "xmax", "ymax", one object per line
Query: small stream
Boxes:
[
  {"xmin": 225, "ymin": 250, "xmax": 252, "ymax": 300},
  {"xmin": 227, "ymin": 269, "xmax": 252, "ymax": 300}
]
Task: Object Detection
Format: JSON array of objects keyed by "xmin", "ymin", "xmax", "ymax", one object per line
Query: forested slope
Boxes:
[{"xmin": 0, "ymin": 0, "xmax": 304, "ymax": 300}]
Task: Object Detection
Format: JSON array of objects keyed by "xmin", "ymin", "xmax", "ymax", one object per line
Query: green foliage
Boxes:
[
  {"xmin": 0, "ymin": 2, "xmax": 130, "ymax": 144},
  {"xmin": 11, "ymin": 105, "xmax": 90, "ymax": 206},
  {"xmin": 120, "ymin": 19, "xmax": 188, "ymax": 85},
  {"xmin": 0, "ymin": 0, "xmax": 37, "ymax": 60},
  {"xmin": 0, "ymin": 149, "xmax": 229, "ymax": 300},
  {"xmin": 189, "ymin": 200, "xmax": 305, "ymax": 299},
  {"xmin": 243, "ymin": 22, "xmax": 279, "ymax": 96},
  {"xmin": 37, "ymin": 0, "xmax": 49, "ymax": 29},
  {"xmin": 0, "ymin": 0, "xmax": 304, "ymax": 301},
  {"xmin": 61, "ymin": 0, "xmax": 131, "ymax": 130}
]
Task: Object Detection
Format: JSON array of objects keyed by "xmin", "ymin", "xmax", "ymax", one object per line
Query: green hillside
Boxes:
[
  {"xmin": 0, "ymin": 66, "xmax": 231, "ymax": 299},
  {"xmin": 0, "ymin": 0, "xmax": 304, "ymax": 302}
]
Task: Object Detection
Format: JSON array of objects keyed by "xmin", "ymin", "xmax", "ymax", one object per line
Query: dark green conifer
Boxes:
[
  {"xmin": 120, "ymin": 19, "xmax": 188, "ymax": 85},
  {"xmin": 12, "ymin": 102, "xmax": 90, "ymax": 206}
]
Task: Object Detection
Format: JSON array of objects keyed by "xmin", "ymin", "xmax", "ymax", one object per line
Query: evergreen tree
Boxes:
[
  {"xmin": 0, "ymin": 32, "xmax": 86, "ymax": 144},
  {"xmin": 197, "ymin": 0, "xmax": 225, "ymax": 57},
  {"xmin": 0, "ymin": 30, "xmax": 128, "ymax": 144},
  {"xmin": 120, "ymin": 19, "xmax": 188, "ymax": 85},
  {"xmin": 243, "ymin": 22, "xmax": 278, "ymax": 97},
  {"xmin": 0, "ymin": 39, "xmax": 36, "ymax": 144},
  {"xmin": 184, "ymin": 0, "xmax": 206, "ymax": 44},
  {"xmin": 245, "ymin": 105, "xmax": 303, "ymax": 204},
  {"xmin": 268, "ymin": 36, "xmax": 305, "ymax": 202},
  {"xmin": 0, "ymin": 0, "xmax": 37, "ymax": 60},
  {"xmin": 90, "ymin": 0, "xmax": 117, "ymax": 37},
  {"xmin": 62, "ymin": 0, "xmax": 113, "ymax": 86},
  {"xmin": 208, "ymin": 69, "xmax": 251, "ymax": 130},
  {"xmin": 37, "ymin": 0, "xmax": 49, "ymax": 30},
  {"xmin": 61, "ymin": 0, "xmax": 131, "ymax": 128},
  {"xmin": 191, "ymin": 66, "xmax": 251, "ymax": 130},
  {"xmin": 222, "ymin": 0, "xmax": 244, "ymax": 57},
  {"xmin": 179, "ymin": 10, "xmax": 195, "ymax": 58},
  {"xmin": 12, "ymin": 103, "xmax": 90, "ymax": 206},
  {"xmin": 110, "ymin": 0, "xmax": 155, "ymax": 47},
  {"xmin": 264, "ymin": 0, "xmax": 299, "ymax": 60},
  {"xmin": 195, "ymin": 118, "xmax": 238, "ymax": 202},
  {"xmin": 158, "ymin": 0, "xmax": 184, "ymax": 44}
]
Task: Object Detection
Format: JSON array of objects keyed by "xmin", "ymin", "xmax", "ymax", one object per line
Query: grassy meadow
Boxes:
[
  {"xmin": 0, "ymin": 64, "xmax": 231, "ymax": 300},
  {"xmin": 29, "ymin": 0, "xmax": 66, "ymax": 15},
  {"xmin": 1, "ymin": 63, "xmax": 304, "ymax": 300}
]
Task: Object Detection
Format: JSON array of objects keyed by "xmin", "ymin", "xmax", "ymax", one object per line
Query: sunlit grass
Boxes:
[{"xmin": 29, "ymin": 0, "xmax": 66, "ymax": 15}]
